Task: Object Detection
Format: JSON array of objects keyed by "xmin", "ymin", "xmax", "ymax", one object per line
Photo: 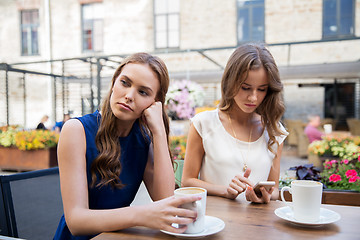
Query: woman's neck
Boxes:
[
  {"xmin": 228, "ymin": 107, "xmax": 253, "ymax": 126},
  {"xmin": 116, "ymin": 119, "xmax": 136, "ymax": 137}
]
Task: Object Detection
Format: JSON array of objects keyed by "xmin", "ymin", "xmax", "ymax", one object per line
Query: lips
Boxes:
[
  {"xmin": 245, "ymin": 104, "xmax": 256, "ymax": 108},
  {"xmin": 118, "ymin": 103, "xmax": 133, "ymax": 111}
]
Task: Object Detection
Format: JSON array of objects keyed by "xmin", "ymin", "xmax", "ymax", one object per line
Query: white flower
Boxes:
[{"xmin": 166, "ymin": 80, "xmax": 205, "ymax": 120}]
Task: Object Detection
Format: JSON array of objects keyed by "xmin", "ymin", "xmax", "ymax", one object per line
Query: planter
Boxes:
[
  {"xmin": 281, "ymin": 188, "xmax": 360, "ymax": 206},
  {"xmin": 0, "ymin": 146, "xmax": 58, "ymax": 171}
]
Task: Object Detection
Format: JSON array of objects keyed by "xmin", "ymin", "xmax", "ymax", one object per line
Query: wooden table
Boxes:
[{"xmin": 92, "ymin": 196, "xmax": 360, "ymax": 240}]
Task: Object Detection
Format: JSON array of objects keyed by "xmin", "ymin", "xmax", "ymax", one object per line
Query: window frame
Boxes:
[
  {"xmin": 153, "ymin": 0, "xmax": 180, "ymax": 50},
  {"xmin": 322, "ymin": 0, "xmax": 356, "ymax": 39},
  {"xmin": 236, "ymin": 0, "xmax": 265, "ymax": 44},
  {"xmin": 81, "ymin": 3, "xmax": 103, "ymax": 53},
  {"xmin": 20, "ymin": 9, "xmax": 40, "ymax": 56}
]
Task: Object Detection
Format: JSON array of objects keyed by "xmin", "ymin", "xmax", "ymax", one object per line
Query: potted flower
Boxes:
[
  {"xmin": 166, "ymin": 80, "xmax": 205, "ymax": 120},
  {"xmin": 281, "ymin": 162, "xmax": 360, "ymax": 205},
  {"xmin": 284, "ymin": 136, "xmax": 360, "ymax": 205},
  {"xmin": 0, "ymin": 126, "xmax": 59, "ymax": 171},
  {"xmin": 321, "ymin": 156, "xmax": 360, "ymax": 192},
  {"xmin": 307, "ymin": 135, "xmax": 360, "ymax": 168}
]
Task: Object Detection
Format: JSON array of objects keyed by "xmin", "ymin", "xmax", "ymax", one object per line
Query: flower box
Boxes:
[
  {"xmin": 281, "ymin": 188, "xmax": 360, "ymax": 206},
  {"xmin": 0, "ymin": 146, "xmax": 57, "ymax": 171}
]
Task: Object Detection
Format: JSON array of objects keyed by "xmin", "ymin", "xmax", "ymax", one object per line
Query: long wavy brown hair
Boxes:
[
  {"xmin": 219, "ymin": 43, "xmax": 285, "ymax": 158},
  {"xmin": 91, "ymin": 53, "xmax": 171, "ymax": 189}
]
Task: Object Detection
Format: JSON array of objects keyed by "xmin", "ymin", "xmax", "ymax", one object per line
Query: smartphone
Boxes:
[{"xmin": 253, "ymin": 181, "xmax": 275, "ymax": 197}]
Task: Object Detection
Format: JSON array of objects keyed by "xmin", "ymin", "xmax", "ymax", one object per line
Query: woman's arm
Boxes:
[
  {"xmin": 59, "ymin": 119, "xmax": 198, "ymax": 236},
  {"xmin": 245, "ymin": 142, "xmax": 284, "ymax": 203},
  {"xmin": 142, "ymin": 102, "xmax": 174, "ymax": 200},
  {"xmin": 182, "ymin": 124, "xmax": 241, "ymax": 198},
  {"xmin": 58, "ymin": 119, "xmax": 142, "ymax": 235},
  {"xmin": 267, "ymin": 142, "xmax": 283, "ymax": 200}
]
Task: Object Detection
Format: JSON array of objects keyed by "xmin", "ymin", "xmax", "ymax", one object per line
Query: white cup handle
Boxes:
[{"xmin": 281, "ymin": 186, "xmax": 292, "ymax": 204}]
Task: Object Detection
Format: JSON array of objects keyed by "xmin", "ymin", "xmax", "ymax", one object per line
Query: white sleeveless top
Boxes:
[{"xmin": 191, "ymin": 109, "xmax": 288, "ymax": 191}]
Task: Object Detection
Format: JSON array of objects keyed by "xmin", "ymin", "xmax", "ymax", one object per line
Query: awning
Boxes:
[{"xmin": 170, "ymin": 61, "xmax": 360, "ymax": 83}]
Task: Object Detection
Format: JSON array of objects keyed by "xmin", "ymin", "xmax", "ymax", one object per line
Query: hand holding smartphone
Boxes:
[{"xmin": 253, "ymin": 181, "xmax": 275, "ymax": 197}]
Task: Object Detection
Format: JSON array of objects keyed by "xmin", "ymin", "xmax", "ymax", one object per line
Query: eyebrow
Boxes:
[
  {"xmin": 121, "ymin": 75, "xmax": 154, "ymax": 94},
  {"xmin": 243, "ymin": 83, "xmax": 269, "ymax": 87}
]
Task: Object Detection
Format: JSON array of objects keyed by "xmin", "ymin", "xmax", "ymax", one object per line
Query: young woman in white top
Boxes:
[{"xmin": 182, "ymin": 43, "xmax": 288, "ymax": 203}]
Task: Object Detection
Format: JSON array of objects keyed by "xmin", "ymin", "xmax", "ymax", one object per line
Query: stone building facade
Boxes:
[{"xmin": 0, "ymin": 0, "xmax": 359, "ymax": 129}]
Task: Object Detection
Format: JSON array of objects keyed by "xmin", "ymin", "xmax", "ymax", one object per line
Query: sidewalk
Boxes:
[{"xmin": 280, "ymin": 145, "xmax": 309, "ymax": 178}]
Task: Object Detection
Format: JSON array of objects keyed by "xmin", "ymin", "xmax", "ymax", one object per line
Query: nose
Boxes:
[
  {"xmin": 248, "ymin": 90, "xmax": 257, "ymax": 102},
  {"xmin": 125, "ymin": 89, "xmax": 135, "ymax": 102}
]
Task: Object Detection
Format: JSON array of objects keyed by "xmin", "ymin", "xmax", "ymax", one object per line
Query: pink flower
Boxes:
[
  {"xmin": 358, "ymin": 155, "xmax": 360, "ymax": 162},
  {"xmin": 329, "ymin": 174, "xmax": 342, "ymax": 182},
  {"xmin": 349, "ymin": 176, "xmax": 360, "ymax": 183},
  {"xmin": 345, "ymin": 169, "xmax": 358, "ymax": 178},
  {"xmin": 330, "ymin": 160, "xmax": 338, "ymax": 165},
  {"xmin": 341, "ymin": 159, "xmax": 349, "ymax": 164},
  {"xmin": 324, "ymin": 161, "xmax": 332, "ymax": 169}
]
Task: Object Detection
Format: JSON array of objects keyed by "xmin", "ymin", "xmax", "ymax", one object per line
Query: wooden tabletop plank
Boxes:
[{"xmin": 92, "ymin": 196, "xmax": 360, "ymax": 240}]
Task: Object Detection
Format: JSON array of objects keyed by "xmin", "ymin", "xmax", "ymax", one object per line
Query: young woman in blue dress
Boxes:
[{"xmin": 54, "ymin": 53, "xmax": 200, "ymax": 240}]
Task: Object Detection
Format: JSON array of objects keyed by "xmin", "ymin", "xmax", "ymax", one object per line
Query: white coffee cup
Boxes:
[
  {"xmin": 281, "ymin": 180, "xmax": 323, "ymax": 222},
  {"xmin": 174, "ymin": 187, "xmax": 207, "ymax": 234},
  {"xmin": 324, "ymin": 124, "xmax": 332, "ymax": 134}
]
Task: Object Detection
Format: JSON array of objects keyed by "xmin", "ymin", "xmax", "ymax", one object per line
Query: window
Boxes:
[
  {"xmin": 154, "ymin": 0, "xmax": 180, "ymax": 49},
  {"xmin": 81, "ymin": 3, "xmax": 103, "ymax": 52},
  {"xmin": 323, "ymin": 0, "xmax": 355, "ymax": 39},
  {"xmin": 21, "ymin": 10, "xmax": 39, "ymax": 56},
  {"xmin": 324, "ymin": 83, "xmax": 355, "ymax": 129},
  {"xmin": 237, "ymin": 0, "xmax": 265, "ymax": 43}
]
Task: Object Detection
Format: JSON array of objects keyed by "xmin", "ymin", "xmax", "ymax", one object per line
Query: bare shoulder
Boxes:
[
  {"xmin": 57, "ymin": 119, "xmax": 86, "ymax": 166},
  {"xmin": 58, "ymin": 119, "xmax": 86, "ymax": 144},
  {"xmin": 61, "ymin": 119, "xmax": 84, "ymax": 133}
]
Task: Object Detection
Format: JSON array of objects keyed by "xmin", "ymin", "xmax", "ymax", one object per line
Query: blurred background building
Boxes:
[{"xmin": 0, "ymin": 0, "xmax": 359, "ymax": 130}]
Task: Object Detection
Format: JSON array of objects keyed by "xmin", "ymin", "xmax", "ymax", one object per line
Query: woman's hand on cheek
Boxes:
[{"xmin": 143, "ymin": 101, "xmax": 165, "ymax": 135}]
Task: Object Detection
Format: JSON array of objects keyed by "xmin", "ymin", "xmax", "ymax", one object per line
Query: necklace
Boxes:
[{"xmin": 227, "ymin": 112, "xmax": 253, "ymax": 172}]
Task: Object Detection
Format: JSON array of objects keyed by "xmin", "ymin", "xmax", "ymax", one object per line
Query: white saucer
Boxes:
[
  {"xmin": 274, "ymin": 206, "xmax": 341, "ymax": 226},
  {"xmin": 160, "ymin": 215, "xmax": 225, "ymax": 239}
]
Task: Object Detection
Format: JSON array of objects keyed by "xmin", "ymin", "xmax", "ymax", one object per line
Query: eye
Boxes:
[
  {"xmin": 258, "ymin": 88, "xmax": 268, "ymax": 92},
  {"xmin": 241, "ymin": 87, "xmax": 250, "ymax": 91},
  {"xmin": 139, "ymin": 90, "xmax": 149, "ymax": 96},
  {"xmin": 120, "ymin": 79, "xmax": 130, "ymax": 87}
]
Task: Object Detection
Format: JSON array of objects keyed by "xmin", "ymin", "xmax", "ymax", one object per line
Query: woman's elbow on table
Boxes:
[
  {"xmin": 65, "ymin": 217, "xmax": 86, "ymax": 236},
  {"xmin": 65, "ymin": 211, "xmax": 98, "ymax": 236},
  {"xmin": 180, "ymin": 176, "xmax": 196, "ymax": 188}
]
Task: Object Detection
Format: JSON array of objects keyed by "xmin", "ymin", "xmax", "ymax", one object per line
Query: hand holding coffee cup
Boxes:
[
  {"xmin": 281, "ymin": 180, "xmax": 323, "ymax": 222},
  {"xmin": 174, "ymin": 187, "xmax": 207, "ymax": 234}
]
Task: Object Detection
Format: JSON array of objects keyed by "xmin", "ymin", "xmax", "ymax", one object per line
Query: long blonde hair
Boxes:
[
  {"xmin": 91, "ymin": 53, "xmax": 171, "ymax": 189},
  {"xmin": 219, "ymin": 43, "xmax": 285, "ymax": 157}
]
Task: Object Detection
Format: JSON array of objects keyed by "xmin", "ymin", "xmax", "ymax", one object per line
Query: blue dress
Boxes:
[
  {"xmin": 53, "ymin": 111, "xmax": 150, "ymax": 240},
  {"xmin": 52, "ymin": 121, "xmax": 65, "ymax": 131}
]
